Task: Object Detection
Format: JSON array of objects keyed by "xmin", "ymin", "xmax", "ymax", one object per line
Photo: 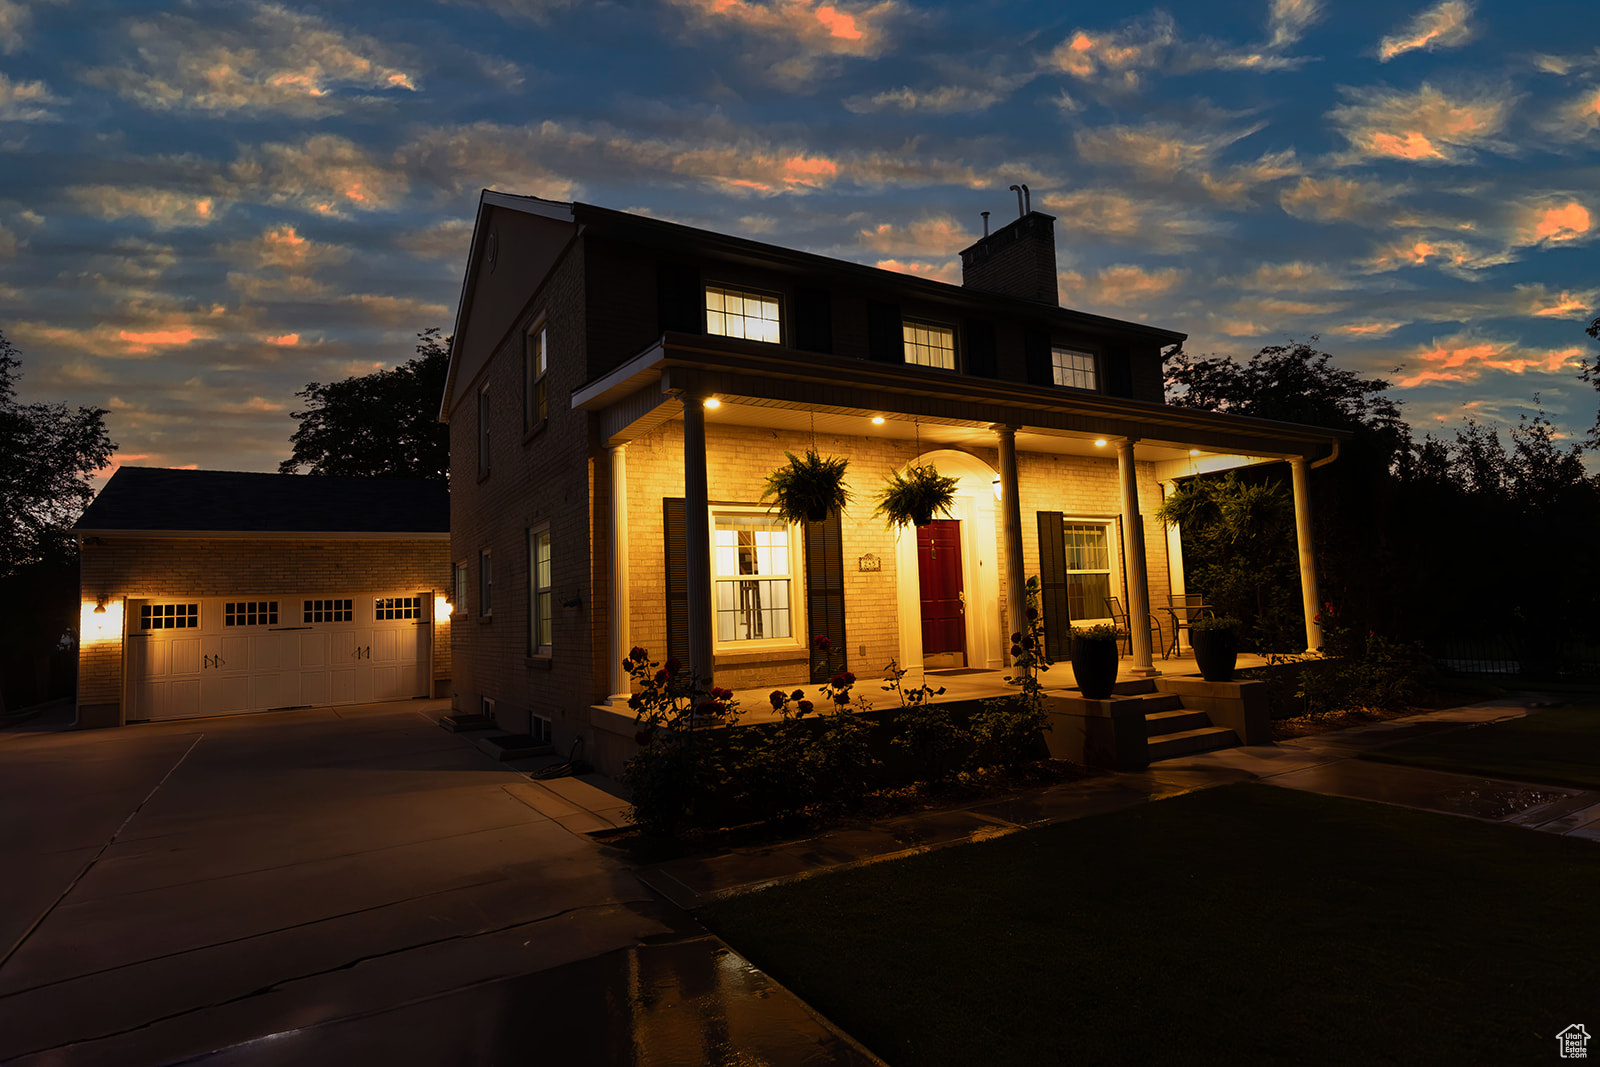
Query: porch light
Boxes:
[
  {"xmin": 992, "ymin": 477, "xmax": 1002, "ymax": 501},
  {"xmin": 1189, "ymin": 449, "xmax": 1201, "ymax": 456},
  {"xmin": 871, "ymin": 416, "xmax": 885, "ymax": 425},
  {"xmin": 1094, "ymin": 438, "xmax": 1107, "ymax": 447},
  {"xmin": 703, "ymin": 397, "xmax": 721, "ymax": 409},
  {"xmin": 93, "ymin": 601, "xmax": 106, "ymax": 615}
]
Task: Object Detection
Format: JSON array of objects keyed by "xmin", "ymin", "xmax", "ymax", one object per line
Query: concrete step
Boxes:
[
  {"xmin": 1144, "ymin": 708, "xmax": 1214, "ymax": 736},
  {"xmin": 439, "ymin": 712, "xmax": 496, "ymax": 733},
  {"xmin": 1146, "ymin": 726, "xmax": 1240, "ymax": 762},
  {"xmin": 1111, "ymin": 678, "xmax": 1159, "ymax": 696},
  {"xmin": 1135, "ymin": 693, "xmax": 1186, "ymax": 716}
]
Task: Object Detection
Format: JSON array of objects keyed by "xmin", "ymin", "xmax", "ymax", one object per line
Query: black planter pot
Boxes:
[
  {"xmin": 1070, "ymin": 637, "xmax": 1119, "ymax": 700},
  {"xmin": 911, "ymin": 507, "xmax": 935, "ymax": 527},
  {"xmin": 805, "ymin": 504, "xmax": 830, "ymax": 523},
  {"xmin": 1190, "ymin": 627, "xmax": 1239, "ymax": 682}
]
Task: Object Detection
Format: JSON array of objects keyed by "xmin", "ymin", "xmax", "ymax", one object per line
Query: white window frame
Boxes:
[
  {"xmin": 454, "ymin": 561, "xmax": 468, "ymax": 616},
  {"xmin": 709, "ymin": 506, "xmax": 805, "ymax": 652},
  {"xmin": 1062, "ymin": 517, "xmax": 1120, "ymax": 625},
  {"xmin": 524, "ymin": 322, "xmax": 547, "ymax": 431},
  {"xmin": 704, "ymin": 284, "xmax": 782, "ymax": 344},
  {"xmin": 479, "ymin": 548, "xmax": 493, "ymax": 617},
  {"xmin": 903, "ymin": 319, "xmax": 956, "ymax": 370},
  {"xmin": 477, "ymin": 383, "xmax": 491, "ymax": 478},
  {"xmin": 529, "ymin": 525, "xmax": 552, "ymax": 656},
  {"xmin": 1052, "ymin": 346, "xmax": 1099, "ymax": 391}
]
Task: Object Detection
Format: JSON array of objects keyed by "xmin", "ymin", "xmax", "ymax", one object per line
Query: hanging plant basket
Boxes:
[
  {"xmin": 761, "ymin": 449, "xmax": 851, "ymax": 524},
  {"xmin": 874, "ymin": 463, "xmax": 959, "ymax": 529}
]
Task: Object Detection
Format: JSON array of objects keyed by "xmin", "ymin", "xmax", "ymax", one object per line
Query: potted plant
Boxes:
[
  {"xmin": 1188, "ymin": 615, "xmax": 1241, "ymax": 682},
  {"xmin": 1069, "ymin": 623, "xmax": 1120, "ymax": 700},
  {"xmin": 874, "ymin": 464, "xmax": 959, "ymax": 528},
  {"xmin": 761, "ymin": 449, "xmax": 850, "ymax": 523}
]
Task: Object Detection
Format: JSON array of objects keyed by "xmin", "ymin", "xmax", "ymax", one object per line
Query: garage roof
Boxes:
[{"xmin": 76, "ymin": 468, "xmax": 449, "ymax": 537}]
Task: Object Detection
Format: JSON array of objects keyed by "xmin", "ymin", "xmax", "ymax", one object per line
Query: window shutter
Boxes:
[
  {"xmin": 657, "ymin": 262, "xmax": 703, "ymax": 336},
  {"xmin": 1105, "ymin": 345, "xmax": 1133, "ymax": 397},
  {"xmin": 1037, "ymin": 511, "xmax": 1071, "ymax": 661},
  {"xmin": 805, "ymin": 511, "xmax": 847, "ymax": 683},
  {"xmin": 964, "ymin": 318, "xmax": 997, "ymax": 378},
  {"xmin": 663, "ymin": 498, "xmax": 690, "ymax": 678},
  {"xmin": 795, "ymin": 287, "xmax": 833, "ymax": 353},
  {"xmin": 1024, "ymin": 328, "xmax": 1053, "ymax": 386},
  {"xmin": 867, "ymin": 300, "xmax": 902, "ymax": 363}
]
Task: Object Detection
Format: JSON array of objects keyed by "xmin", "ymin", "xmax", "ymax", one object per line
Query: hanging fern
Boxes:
[
  {"xmin": 874, "ymin": 464, "xmax": 959, "ymax": 528},
  {"xmin": 761, "ymin": 449, "xmax": 851, "ymax": 524}
]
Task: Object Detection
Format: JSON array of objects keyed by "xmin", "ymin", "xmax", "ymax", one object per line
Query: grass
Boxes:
[
  {"xmin": 1362, "ymin": 702, "xmax": 1600, "ymax": 791},
  {"xmin": 699, "ymin": 783, "xmax": 1600, "ymax": 1067}
]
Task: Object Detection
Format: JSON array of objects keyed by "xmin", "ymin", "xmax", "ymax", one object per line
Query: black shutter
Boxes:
[
  {"xmin": 805, "ymin": 511, "xmax": 847, "ymax": 683},
  {"xmin": 867, "ymin": 300, "xmax": 902, "ymax": 363},
  {"xmin": 964, "ymin": 318, "xmax": 997, "ymax": 378},
  {"xmin": 1037, "ymin": 511, "xmax": 1071, "ymax": 661},
  {"xmin": 1105, "ymin": 345, "xmax": 1133, "ymax": 397},
  {"xmin": 663, "ymin": 498, "xmax": 690, "ymax": 677},
  {"xmin": 794, "ymin": 287, "xmax": 833, "ymax": 353},
  {"xmin": 657, "ymin": 262, "xmax": 703, "ymax": 336},
  {"xmin": 1024, "ymin": 328, "xmax": 1053, "ymax": 386}
]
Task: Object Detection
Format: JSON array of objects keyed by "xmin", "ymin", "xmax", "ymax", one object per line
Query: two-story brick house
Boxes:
[{"xmin": 441, "ymin": 191, "xmax": 1341, "ymax": 773}]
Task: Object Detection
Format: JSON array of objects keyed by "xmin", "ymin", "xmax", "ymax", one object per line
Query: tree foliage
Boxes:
[
  {"xmin": 280, "ymin": 329, "xmax": 450, "ymax": 479},
  {"xmin": 0, "ymin": 329, "xmax": 115, "ymax": 578}
]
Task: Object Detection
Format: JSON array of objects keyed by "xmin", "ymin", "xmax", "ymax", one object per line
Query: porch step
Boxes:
[
  {"xmin": 1111, "ymin": 678, "xmax": 1159, "ymax": 696},
  {"xmin": 439, "ymin": 712, "xmax": 496, "ymax": 733},
  {"xmin": 1146, "ymin": 726, "xmax": 1240, "ymax": 762},
  {"xmin": 1143, "ymin": 708, "xmax": 1212, "ymax": 736}
]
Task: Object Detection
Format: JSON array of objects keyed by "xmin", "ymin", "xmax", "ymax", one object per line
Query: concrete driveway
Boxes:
[{"xmin": 0, "ymin": 701, "xmax": 689, "ymax": 1065}]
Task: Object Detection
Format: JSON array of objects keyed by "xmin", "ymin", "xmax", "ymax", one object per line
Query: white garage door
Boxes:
[{"xmin": 126, "ymin": 593, "xmax": 432, "ymax": 721}]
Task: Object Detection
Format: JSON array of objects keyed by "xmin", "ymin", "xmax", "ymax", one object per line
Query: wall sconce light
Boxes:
[
  {"xmin": 93, "ymin": 600, "xmax": 106, "ymax": 615},
  {"xmin": 703, "ymin": 397, "xmax": 721, "ymax": 409},
  {"xmin": 992, "ymin": 477, "xmax": 1003, "ymax": 501}
]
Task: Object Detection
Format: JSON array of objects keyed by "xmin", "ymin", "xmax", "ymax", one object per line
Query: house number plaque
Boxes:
[{"xmin": 858, "ymin": 553, "xmax": 881, "ymax": 572}]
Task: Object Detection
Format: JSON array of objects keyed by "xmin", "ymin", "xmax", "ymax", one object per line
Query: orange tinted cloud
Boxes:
[
  {"xmin": 1523, "ymin": 201, "xmax": 1591, "ymax": 244},
  {"xmin": 70, "ymin": 186, "xmax": 222, "ymax": 229},
  {"xmin": 1378, "ymin": 0, "xmax": 1474, "ymax": 62},
  {"xmin": 263, "ymin": 332, "xmax": 301, "ymax": 346},
  {"xmin": 858, "ymin": 216, "xmax": 974, "ymax": 257},
  {"xmin": 873, "ymin": 258, "xmax": 960, "ymax": 283},
  {"xmin": 1062, "ymin": 264, "xmax": 1187, "ymax": 308},
  {"xmin": 1329, "ymin": 83, "xmax": 1511, "ymax": 164},
  {"xmin": 672, "ymin": 0, "xmax": 898, "ymax": 81},
  {"xmin": 1397, "ymin": 333, "xmax": 1585, "ymax": 387}
]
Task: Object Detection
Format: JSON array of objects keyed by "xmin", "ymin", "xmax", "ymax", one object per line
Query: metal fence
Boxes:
[{"xmin": 1428, "ymin": 635, "xmax": 1600, "ymax": 680}]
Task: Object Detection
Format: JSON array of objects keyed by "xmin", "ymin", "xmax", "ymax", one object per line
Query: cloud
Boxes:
[
  {"xmin": 221, "ymin": 225, "xmax": 351, "ymax": 273},
  {"xmin": 1047, "ymin": 5, "xmax": 1317, "ymax": 91},
  {"xmin": 337, "ymin": 293, "xmax": 450, "ymax": 326},
  {"xmin": 1328, "ymin": 82, "xmax": 1514, "ymax": 164},
  {"xmin": 1268, "ymin": 0, "xmax": 1322, "ymax": 50},
  {"xmin": 231, "ymin": 135, "xmax": 409, "ymax": 216},
  {"xmin": 1512, "ymin": 198, "xmax": 1593, "ymax": 247},
  {"xmin": 1365, "ymin": 235, "xmax": 1513, "ymax": 274},
  {"xmin": 398, "ymin": 217, "xmax": 476, "ymax": 261},
  {"xmin": 1378, "ymin": 1, "xmax": 1474, "ymax": 63},
  {"xmin": 0, "ymin": 70, "xmax": 59, "ymax": 120},
  {"xmin": 1074, "ymin": 123, "xmax": 1251, "ymax": 177},
  {"xmin": 873, "ymin": 258, "xmax": 960, "ymax": 284},
  {"xmin": 1060, "ymin": 264, "xmax": 1187, "ymax": 309},
  {"xmin": 68, "ymin": 186, "xmax": 224, "ymax": 229},
  {"xmin": 1040, "ymin": 187, "xmax": 1219, "ymax": 252},
  {"xmin": 845, "ymin": 83, "xmax": 1012, "ymax": 115},
  {"xmin": 0, "ymin": 0, "xmax": 31, "ymax": 53},
  {"xmin": 1545, "ymin": 87, "xmax": 1600, "ymax": 140},
  {"xmin": 1329, "ymin": 320, "xmax": 1408, "ymax": 338},
  {"xmin": 1530, "ymin": 49, "xmax": 1600, "ymax": 77},
  {"xmin": 857, "ymin": 215, "xmax": 974, "ymax": 256},
  {"xmin": 11, "ymin": 314, "xmax": 220, "ymax": 360},
  {"xmin": 1279, "ymin": 174, "xmax": 1403, "ymax": 223},
  {"xmin": 84, "ymin": 3, "xmax": 418, "ymax": 117},
  {"xmin": 1230, "ymin": 260, "xmax": 1358, "ymax": 291},
  {"xmin": 1048, "ymin": 15, "xmax": 1178, "ymax": 89},
  {"xmin": 1515, "ymin": 284, "xmax": 1600, "ymax": 318},
  {"xmin": 0, "ymin": 221, "xmax": 14, "ymax": 258},
  {"xmin": 667, "ymin": 0, "xmax": 902, "ymax": 86},
  {"xmin": 1396, "ymin": 331, "xmax": 1586, "ymax": 387}
]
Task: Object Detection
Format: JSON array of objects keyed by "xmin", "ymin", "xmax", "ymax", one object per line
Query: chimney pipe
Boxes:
[
  {"xmin": 1009, "ymin": 184, "xmax": 1024, "ymax": 218},
  {"xmin": 1021, "ymin": 184, "xmax": 1030, "ymax": 214},
  {"xmin": 981, "ymin": 210, "xmax": 990, "ymax": 236}
]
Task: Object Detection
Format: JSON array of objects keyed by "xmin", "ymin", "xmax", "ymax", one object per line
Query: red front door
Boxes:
[{"xmin": 917, "ymin": 520, "xmax": 966, "ymax": 667}]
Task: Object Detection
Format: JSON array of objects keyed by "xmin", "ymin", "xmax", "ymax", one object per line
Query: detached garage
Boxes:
[{"xmin": 75, "ymin": 468, "xmax": 452, "ymax": 728}]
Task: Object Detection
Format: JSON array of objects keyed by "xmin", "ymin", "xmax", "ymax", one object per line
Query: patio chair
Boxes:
[
  {"xmin": 1165, "ymin": 594, "xmax": 1214, "ymax": 658},
  {"xmin": 1106, "ymin": 596, "xmax": 1166, "ymax": 659}
]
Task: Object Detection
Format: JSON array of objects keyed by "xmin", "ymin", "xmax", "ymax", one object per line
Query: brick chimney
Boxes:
[{"xmin": 958, "ymin": 212, "xmax": 1059, "ymax": 305}]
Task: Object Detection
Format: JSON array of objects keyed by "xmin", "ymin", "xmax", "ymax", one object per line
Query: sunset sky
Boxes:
[{"xmin": 1, "ymin": 0, "xmax": 1597, "ymax": 479}]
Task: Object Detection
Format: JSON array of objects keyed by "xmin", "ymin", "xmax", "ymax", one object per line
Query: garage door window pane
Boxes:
[
  {"xmin": 225, "ymin": 601, "xmax": 278, "ymax": 626},
  {"xmin": 304, "ymin": 599, "xmax": 353, "ymax": 623},
  {"xmin": 375, "ymin": 596, "xmax": 421, "ymax": 620},
  {"xmin": 142, "ymin": 603, "xmax": 198, "ymax": 629}
]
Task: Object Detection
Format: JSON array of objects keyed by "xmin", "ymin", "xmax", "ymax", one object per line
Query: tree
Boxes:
[
  {"xmin": 0, "ymin": 328, "xmax": 115, "ymax": 713},
  {"xmin": 1583, "ymin": 315, "xmax": 1600, "ymax": 448},
  {"xmin": 280, "ymin": 329, "xmax": 450, "ymax": 479}
]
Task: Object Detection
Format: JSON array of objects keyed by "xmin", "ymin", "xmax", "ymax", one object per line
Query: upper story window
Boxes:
[
  {"xmin": 477, "ymin": 384, "xmax": 491, "ymax": 478},
  {"xmin": 705, "ymin": 285, "xmax": 780, "ymax": 344},
  {"xmin": 524, "ymin": 324, "xmax": 547, "ymax": 431},
  {"xmin": 712, "ymin": 510, "xmax": 797, "ymax": 646},
  {"xmin": 903, "ymin": 320, "xmax": 955, "ymax": 370},
  {"xmin": 1052, "ymin": 347, "xmax": 1098, "ymax": 391}
]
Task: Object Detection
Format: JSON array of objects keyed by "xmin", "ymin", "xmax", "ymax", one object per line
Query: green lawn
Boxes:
[
  {"xmin": 699, "ymin": 783, "xmax": 1600, "ymax": 1067},
  {"xmin": 1363, "ymin": 703, "xmax": 1600, "ymax": 790}
]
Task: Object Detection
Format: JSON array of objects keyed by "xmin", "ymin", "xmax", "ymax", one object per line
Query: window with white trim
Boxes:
[
  {"xmin": 903, "ymin": 320, "xmax": 955, "ymax": 370},
  {"xmin": 142, "ymin": 603, "xmax": 198, "ymax": 629},
  {"xmin": 529, "ymin": 527, "xmax": 552, "ymax": 654},
  {"xmin": 479, "ymin": 549, "xmax": 493, "ymax": 617},
  {"xmin": 1063, "ymin": 520, "xmax": 1116, "ymax": 622},
  {"xmin": 477, "ymin": 383, "xmax": 491, "ymax": 477},
  {"xmin": 524, "ymin": 324, "xmax": 547, "ymax": 430},
  {"xmin": 304, "ymin": 599, "xmax": 353, "ymax": 623},
  {"xmin": 454, "ymin": 562, "xmax": 468, "ymax": 615},
  {"xmin": 705, "ymin": 285, "xmax": 780, "ymax": 343},
  {"xmin": 1052, "ymin": 347, "xmax": 1098, "ymax": 391},
  {"xmin": 375, "ymin": 596, "xmax": 421, "ymax": 620},
  {"xmin": 225, "ymin": 601, "xmax": 278, "ymax": 626},
  {"xmin": 712, "ymin": 510, "xmax": 798, "ymax": 646}
]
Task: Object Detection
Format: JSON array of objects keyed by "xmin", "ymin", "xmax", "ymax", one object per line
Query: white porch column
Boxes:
[
  {"xmin": 993, "ymin": 424, "xmax": 1026, "ymax": 663},
  {"xmin": 682, "ymin": 396, "xmax": 714, "ymax": 687},
  {"xmin": 1160, "ymin": 479, "xmax": 1187, "ymax": 653},
  {"xmin": 1290, "ymin": 456, "xmax": 1324, "ymax": 652},
  {"xmin": 1116, "ymin": 438, "xmax": 1157, "ymax": 676},
  {"xmin": 607, "ymin": 442, "xmax": 631, "ymax": 703}
]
